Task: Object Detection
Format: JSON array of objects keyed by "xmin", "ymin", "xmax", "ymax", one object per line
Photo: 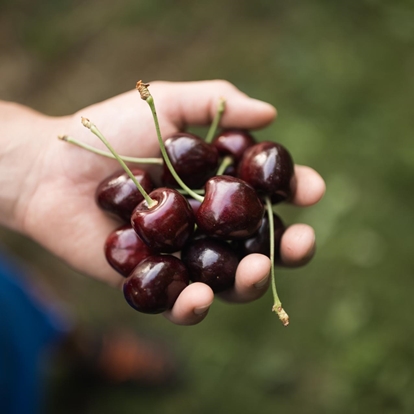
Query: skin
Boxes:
[{"xmin": 0, "ymin": 80, "xmax": 325, "ymax": 326}]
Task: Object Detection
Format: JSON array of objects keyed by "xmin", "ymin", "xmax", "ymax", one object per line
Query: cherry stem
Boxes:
[
  {"xmin": 80, "ymin": 117, "xmax": 157, "ymax": 208},
  {"xmin": 136, "ymin": 81, "xmax": 204, "ymax": 203},
  {"xmin": 265, "ymin": 196, "xmax": 289, "ymax": 327},
  {"xmin": 205, "ymin": 97, "xmax": 226, "ymax": 143},
  {"xmin": 177, "ymin": 189, "xmax": 205, "ymax": 195},
  {"xmin": 58, "ymin": 135, "xmax": 163, "ymax": 165},
  {"xmin": 216, "ymin": 155, "xmax": 233, "ymax": 176}
]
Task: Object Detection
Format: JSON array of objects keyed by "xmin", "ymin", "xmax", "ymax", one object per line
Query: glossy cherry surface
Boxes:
[
  {"xmin": 233, "ymin": 213, "xmax": 285, "ymax": 260},
  {"xmin": 187, "ymin": 197, "xmax": 202, "ymax": 216},
  {"xmin": 104, "ymin": 225, "xmax": 155, "ymax": 277},
  {"xmin": 196, "ymin": 175, "xmax": 264, "ymax": 239},
  {"xmin": 182, "ymin": 237, "xmax": 239, "ymax": 293},
  {"xmin": 96, "ymin": 168, "xmax": 154, "ymax": 221},
  {"xmin": 123, "ymin": 255, "xmax": 189, "ymax": 314},
  {"xmin": 162, "ymin": 132, "xmax": 219, "ymax": 188},
  {"xmin": 131, "ymin": 188, "xmax": 195, "ymax": 253},
  {"xmin": 238, "ymin": 141, "xmax": 294, "ymax": 203},
  {"xmin": 212, "ymin": 129, "xmax": 256, "ymax": 161}
]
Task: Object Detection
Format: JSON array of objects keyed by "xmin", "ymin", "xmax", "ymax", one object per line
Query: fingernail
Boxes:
[
  {"xmin": 194, "ymin": 303, "xmax": 212, "ymax": 315},
  {"xmin": 254, "ymin": 274, "xmax": 269, "ymax": 289}
]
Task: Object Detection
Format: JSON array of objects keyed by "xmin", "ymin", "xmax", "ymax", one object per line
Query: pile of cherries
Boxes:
[{"xmin": 67, "ymin": 81, "xmax": 294, "ymax": 326}]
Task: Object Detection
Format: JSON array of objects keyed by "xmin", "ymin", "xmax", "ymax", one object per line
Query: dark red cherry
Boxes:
[
  {"xmin": 123, "ymin": 255, "xmax": 189, "ymax": 314},
  {"xmin": 181, "ymin": 237, "xmax": 239, "ymax": 293},
  {"xmin": 131, "ymin": 188, "xmax": 195, "ymax": 253},
  {"xmin": 238, "ymin": 141, "xmax": 294, "ymax": 203},
  {"xmin": 104, "ymin": 225, "xmax": 155, "ymax": 277},
  {"xmin": 196, "ymin": 176, "xmax": 264, "ymax": 239},
  {"xmin": 222, "ymin": 164, "xmax": 237, "ymax": 177},
  {"xmin": 96, "ymin": 169, "xmax": 154, "ymax": 221},
  {"xmin": 187, "ymin": 197, "xmax": 202, "ymax": 216},
  {"xmin": 232, "ymin": 213, "xmax": 285, "ymax": 261},
  {"xmin": 162, "ymin": 133, "xmax": 219, "ymax": 188},
  {"xmin": 212, "ymin": 129, "xmax": 256, "ymax": 161}
]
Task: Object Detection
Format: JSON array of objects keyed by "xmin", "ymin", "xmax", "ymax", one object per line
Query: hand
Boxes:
[{"xmin": 2, "ymin": 80, "xmax": 325, "ymax": 325}]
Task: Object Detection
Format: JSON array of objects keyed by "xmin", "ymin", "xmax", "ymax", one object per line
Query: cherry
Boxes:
[
  {"xmin": 182, "ymin": 237, "xmax": 239, "ymax": 293},
  {"xmin": 131, "ymin": 188, "xmax": 195, "ymax": 253},
  {"xmin": 196, "ymin": 175, "xmax": 264, "ymax": 239},
  {"xmin": 221, "ymin": 164, "xmax": 237, "ymax": 177},
  {"xmin": 233, "ymin": 213, "xmax": 285, "ymax": 260},
  {"xmin": 212, "ymin": 129, "xmax": 256, "ymax": 161},
  {"xmin": 162, "ymin": 133, "xmax": 219, "ymax": 188},
  {"xmin": 238, "ymin": 141, "xmax": 294, "ymax": 203},
  {"xmin": 212, "ymin": 129, "xmax": 256, "ymax": 178},
  {"xmin": 123, "ymin": 255, "xmax": 189, "ymax": 314},
  {"xmin": 186, "ymin": 197, "xmax": 202, "ymax": 216},
  {"xmin": 104, "ymin": 225, "xmax": 155, "ymax": 277},
  {"xmin": 96, "ymin": 169, "xmax": 153, "ymax": 222}
]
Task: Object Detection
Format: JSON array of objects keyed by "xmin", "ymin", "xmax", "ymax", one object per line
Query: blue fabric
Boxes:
[{"xmin": 0, "ymin": 249, "xmax": 70, "ymax": 414}]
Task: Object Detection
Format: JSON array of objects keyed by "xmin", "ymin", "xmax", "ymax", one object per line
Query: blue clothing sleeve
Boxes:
[{"xmin": 0, "ymin": 248, "xmax": 71, "ymax": 414}]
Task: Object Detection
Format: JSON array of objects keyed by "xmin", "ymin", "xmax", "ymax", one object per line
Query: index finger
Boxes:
[{"xmin": 152, "ymin": 80, "xmax": 277, "ymax": 130}]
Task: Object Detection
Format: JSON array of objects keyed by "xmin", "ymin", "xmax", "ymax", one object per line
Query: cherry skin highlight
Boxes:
[
  {"xmin": 162, "ymin": 132, "xmax": 219, "ymax": 188},
  {"xmin": 96, "ymin": 168, "xmax": 154, "ymax": 222},
  {"xmin": 196, "ymin": 175, "xmax": 264, "ymax": 240},
  {"xmin": 238, "ymin": 141, "xmax": 294, "ymax": 204},
  {"xmin": 123, "ymin": 255, "xmax": 189, "ymax": 314},
  {"xmin": 182, "ymin": 237, "xmax": 239, "ymax": 293},
  {"xmin": 131, "ymin": 188, "xmax": 195, "ymax": 253},
  {"xmin": 104, "ymin": 225, "xmax": 155, "ymax": 277}
]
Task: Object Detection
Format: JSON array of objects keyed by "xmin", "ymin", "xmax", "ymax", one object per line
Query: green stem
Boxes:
[
  {"xmin": 216, "ymin": 155, "xmax": 233, "ymax": 176},
  {"xmin": 177, "ymin": 189, "xmax": 205, "ymax": 195},
  {"xmin": 58, "ymin": 135, "xmax": 163, "ymax": 165},
  {"xmin": 145, "ymin": 95, "xmax": 204, "ymax": 202},
  {"xmin": 205, "ymin": 97, "xmax": 226, "ymax": 143},
  {"xmin": 265, "ymin": 196, "xmax": 289, "ymax": 326},
  {"xmin": 81, "ymin": 117, "xmax": 156, "ymax": 208}
]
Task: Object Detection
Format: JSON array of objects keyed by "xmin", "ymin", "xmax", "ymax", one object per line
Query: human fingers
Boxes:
[
  {"xmin": 163, "ymin": 282, "xmax": 214, "ymax": 325},
  {"xmin": 291, "ymin": 165, "xmax": 326, "ymax": 206},
  {"xmin": 151, "ymin": 80, "xmax": 277, "ymax": 130},
  {"xmin": 218, "ymin": 254, "xmax": 271, "ymax": 304},
  {"xmin": 279, "ymin": 224, "xmax": 316, "ymax": 267}
]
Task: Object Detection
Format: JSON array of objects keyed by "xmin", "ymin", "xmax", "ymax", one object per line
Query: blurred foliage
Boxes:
[{"xmin": 1, "ymin": 0, "xmax": 414, "ymax": 413}]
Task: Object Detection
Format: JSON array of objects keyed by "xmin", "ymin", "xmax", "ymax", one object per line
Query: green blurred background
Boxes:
[{"xmin": 1, "ymin": 0, "xmax": 414, "ymax": 413}]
